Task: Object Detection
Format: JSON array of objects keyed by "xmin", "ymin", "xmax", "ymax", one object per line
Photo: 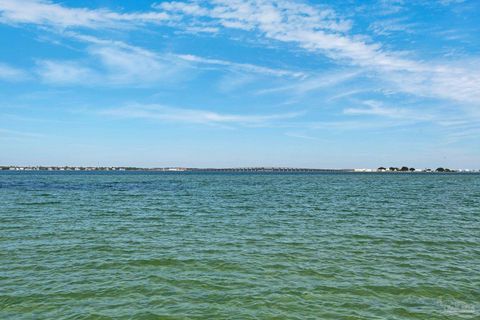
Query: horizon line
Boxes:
[{"xmin": 1, "ymin": 165, "xmax": 477, "ymax": 172}]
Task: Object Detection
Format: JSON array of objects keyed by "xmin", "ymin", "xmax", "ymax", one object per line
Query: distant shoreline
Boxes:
[{"xmin": 1, "ymin": 166, "xmax": 478, "ymax": 173}]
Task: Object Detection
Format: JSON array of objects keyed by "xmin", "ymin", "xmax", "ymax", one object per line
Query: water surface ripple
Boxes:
[{"xmin": 1, "ymin": 172, "xmax": 479, "ymax": 319}]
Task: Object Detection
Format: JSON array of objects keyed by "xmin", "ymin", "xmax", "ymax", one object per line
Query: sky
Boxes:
[{"xmin": 0, "ymin": 0, "xmax": 479, "ymax": 168}]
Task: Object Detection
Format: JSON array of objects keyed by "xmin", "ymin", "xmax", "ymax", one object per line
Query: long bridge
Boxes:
[
  {"xmin": 1, "ymin": 166, "xmax": 354, "ymax": 172},
  {"xmin": 186, "ymin": 167, "xmax": 353, "ymax": 173}
]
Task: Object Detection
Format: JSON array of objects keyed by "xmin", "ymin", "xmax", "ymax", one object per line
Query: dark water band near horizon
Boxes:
[{"xmin": 1, "ymin": 172, "xmax": 479, "ymax": 319}]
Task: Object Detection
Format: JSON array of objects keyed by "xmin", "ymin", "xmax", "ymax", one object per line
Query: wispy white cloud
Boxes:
[
  {"xmin": 36, "ymin": 60, "xmax": 97, "ymax": 84},
  {"xmin": 327, "ymin": 89, "xmax": 369, "ymax": 101},
  {"xmin": 156, "ymin": 0, "xmax": 351, "ymax": 32},
  {"xmin": 307, "ymin": 119, "xmax": 414, "ymax": 131},
  {"xmin": 2, "ymin": 0, "xmax": 480, "ymax": 105},
  {"xmin": 101, "ymin": 103, "xmax": 303, "ymax": 126},
  {"xmin": 369, "ymin": 17, "xmax": 418, "ymax": 36},
  {"xmin": 342, "ymin": 100, "xmax": 480, "ymax": 143},
  {"xmin": 34, "ymin": 31, "xmax": 306, "ymax": 87},
  {"xmin": 35, "ymin": 35, "xmax": 190, "ymax": 86},
  {"xmin": 159, "ymin": 0, "xmax": 480, "ymax": 104},
  {"xmin": 0, "ymin": 0, "xmax": 172, "ymax": 29},
  {"xmin": 257, "ymin": 70, "xmax": 360, "ymax": 95},
  {"xmin": 216, "ymin": 73, "xmax": 256, "ymax": 93},
  {"xmin": 176, "ymin": 53, "xmax": 307, "ymax": 92},
  {"xmin": 0, "ymin": 62, "xmax": 28, "ymax": 81},
  {"xmin": 158, "ymin": 0, "xmax": 414, "ymax": 70},
  {"xmin": 437, "ymin": 0, "xmax": 466, "ymax": 6},
  {"xmin": 88, "ymin": 45, "xmax": 184, "ymax": 85},
  {"xmin": 375, "ymin": 0, "xmax": 405, "ymax": 15},
  {"xmin": 443, "ymin": 127, "xmax": 480, "ymax": 143},
  {"xmin": 177, "ymin": 54, "xmax": 305, "ymax": 78},
  {"xmin": 385, "ymin": 62, "xmax": 480, "ymax": 104},
  {"xmin": 343, "ymin": 100, "xmax": 432, "ymax": 121},
  {"xmin": 182, "ymin": 26, "xmax": 220, "ymax": 34},
  {"xmin": 0, "ymin": 128, "xmax": 45, "ymax": 139}
]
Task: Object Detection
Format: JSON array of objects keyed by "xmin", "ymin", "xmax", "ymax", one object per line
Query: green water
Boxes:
[{"xmin": 1, "ymin": 172, "xmax": 479, "ymax": 319}]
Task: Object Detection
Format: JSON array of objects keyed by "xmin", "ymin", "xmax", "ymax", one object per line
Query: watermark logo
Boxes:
[{"xmin": 439, "ymin": 299, "xmax": 477, "ymax": 318}]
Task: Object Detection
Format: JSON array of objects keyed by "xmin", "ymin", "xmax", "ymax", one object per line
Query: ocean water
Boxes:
[{"xmin": 1, "ymin": 172, "xmax": 479, "ymax": 319}]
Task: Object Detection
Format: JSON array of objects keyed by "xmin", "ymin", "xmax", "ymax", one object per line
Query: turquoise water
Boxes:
[{"xmin": 1, "ymin": 172, "xmax": 479, "ymax": 319}]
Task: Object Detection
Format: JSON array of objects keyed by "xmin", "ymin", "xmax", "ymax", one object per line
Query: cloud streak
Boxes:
[
  {"xmin": 0, "ymin": 128, "xmax": 45, "ymax": 139},
  {"xmin": 2, "ymin": 0, "xmax": 479, "ymax": 104},
  {"xmin": 343, "ymin": 100, "xmax": 433, "ymax": 121},
  {"xmin": 102, "ymin": 103, "xmax": 303, "ymax": 126},
  {"xmin": 256, "ymin": 70, "xmax": 360, "ymax": 95},
  {"xmin": 158, "ymin": 0, "xmax": 480, "ymax": 104},
  {"xmin": 0, "ymin": 62, "xmax": 28, "ymax": 81},
  {"xmin": 0, "ymin": 0, "xmax": 171, "ymax": 29},
  {"xmin": 35, "ymin": 36, "xmax": 190, "ymax": 86},
  {"xmin": 177, "ymin": 54, "xmax": 305, "ymax": 78}
]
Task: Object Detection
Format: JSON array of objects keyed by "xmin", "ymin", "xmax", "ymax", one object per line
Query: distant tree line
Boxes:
[{"xmin": 377, "ymin": 166, "xmax": 455, "ymax": 172}]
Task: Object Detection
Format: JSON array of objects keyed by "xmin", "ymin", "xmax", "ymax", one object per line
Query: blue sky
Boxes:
[{"xmin": 0, "ymin": 0, "xmax": 479, "ymax": 168}]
